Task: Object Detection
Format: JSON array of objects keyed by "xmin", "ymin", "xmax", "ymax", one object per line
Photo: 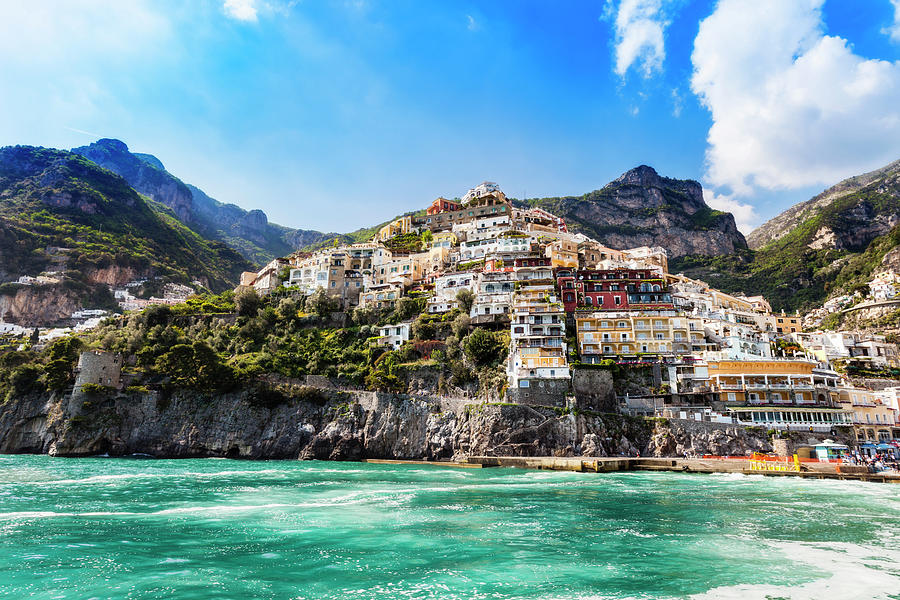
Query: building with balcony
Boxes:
[
  {"xmin": 376, "ymin": 321, "xmax": 412, "ymax": 350},
  {"xmin": 470, "ymin": 270, "xmax": 515, "ymax": 323},
  {"xmin": 834, "ymin": 387, "xmax": 900, "ymax": 442},
  {"xmin": 426, "ymin": 197, "xmax": 462, "ymax": 215},
  {"xmin": 557, "ymin": 268, "xmax": 673, "ymax": 313},
  {"xmin": 358, "ymin": 282, "xmax": 404, "ymax": 311},
  {"xmin": 707, "ymin": 359, "xmax": 824, "ymax": 406},
  {"xmin": 507, "ymin": 280, "xmax": 569, "ymax": 396},
  {"xmin": 575, "ymin": 311, "xmax": 700, "ymax": 361}
]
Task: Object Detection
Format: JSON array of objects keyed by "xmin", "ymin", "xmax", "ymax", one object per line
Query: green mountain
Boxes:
[
  {"xmin": 0, "ymin": 145, "xmax": 253, "ymax": 321},
  {"xmin": 71, "ymin": 139, "xmax": 333, "ymax": 266},
  {"xmin": 518, "ymin": 166, "xmax": 747, "ymax": 258},
  {"xmin": 673, "ymin": 159, "xmax": 900, "ymax": 312}
]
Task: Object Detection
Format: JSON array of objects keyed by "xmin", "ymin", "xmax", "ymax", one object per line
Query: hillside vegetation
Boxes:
[
  {"xmin": 0, "ymin": 146, "xmax": 252, "ymax": 298},
  {"xmin": 673, "ymin": 160, "xmax": 900, "ymax": 312}
]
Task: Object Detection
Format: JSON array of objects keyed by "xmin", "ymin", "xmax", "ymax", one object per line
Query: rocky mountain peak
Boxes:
[
  {"xmin": 609, "ymin": 165, "xmax": 704, "ymax": 209},
  {"xmin": 93, "ymin": 138, "xmax": 129, "ymax": 153},
  {"xmin": 613, "ymin": 165, "xmax": 661, "ymax": 187},
  {"xmin": 72, "ymin": 139, "xmax": 195, "ymax": 223}
]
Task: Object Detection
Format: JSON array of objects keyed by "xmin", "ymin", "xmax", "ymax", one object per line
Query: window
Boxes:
[
  {"xmin": 727, "ymin": 392, "xmax": 736, "ymax": 401},
  {"xmin": 614, "ymin": 296, "xmax": 622, "ymax": 305}
]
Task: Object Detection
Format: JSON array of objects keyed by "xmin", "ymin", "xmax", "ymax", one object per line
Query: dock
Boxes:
[
  {"xmin": 464, "ymin": 456, "xmax": 900, "ymax": 483},
  {"xmin": 361, "ymin": 459, "xmax": 484, "ymax": 468}
]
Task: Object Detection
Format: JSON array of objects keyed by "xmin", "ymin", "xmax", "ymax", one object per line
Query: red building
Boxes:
[
  {"xmin": 426, "ymin": 197, "xmax": 462, "ymax": 215},
  {"xmin": 556, "ymin": 268, "xmax": 673, "ymax": 312},
  {"xmin": 514, "ymin": 256, "xmax": 551, "ymax": 268}
]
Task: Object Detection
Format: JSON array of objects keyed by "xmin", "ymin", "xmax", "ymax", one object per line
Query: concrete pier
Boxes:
[
  {"xmin": 464, "ymin": 456, "xmax": 900, "ymax": 483},
  {"xmin": 361, "ymin": 459, "xmax": 484, "ymax": 468}
]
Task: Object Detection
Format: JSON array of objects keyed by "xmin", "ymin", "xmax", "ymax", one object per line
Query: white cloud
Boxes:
[
  {"xmin": 466, "ymin": 15, "xmax": 479, "ymax": 32},
  {"xmin": 0, "ymin": 1, "xmax": 168, "ymax": 63},
  {"xmin": 670, "ymin": 87, "xmax": 682, "ymax": 117},
  {"xmin": 691, "ymin": 0, "xmax": 900, "ymax": 197},
  {"xmin": 224, "ymin": 0, "xmax": 258, "ymax": 22},
  {"xmin": 703, "ymin": 190, "xmax": 757, "ymax": 234},
  {"xmin": 611, "ymin": 0, "xmax": 672, "ymax": 78},
  {"xmin": 885, "ymin": 0, "xmax": 900, "ymax": 43}
]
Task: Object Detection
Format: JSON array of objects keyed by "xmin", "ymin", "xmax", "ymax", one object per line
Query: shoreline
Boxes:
[
  {"xmin": 364, "ymin": 456, "xmax": 900, "ymax": 483},
  {"xmin": 8, "ymin": 452, "xmax": 899, "ymax": 483},
  {"xmin": 466, "ymin": 455, "xmax": 900, "ymax": 483}
]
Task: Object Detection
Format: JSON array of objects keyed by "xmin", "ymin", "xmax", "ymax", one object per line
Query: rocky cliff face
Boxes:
[
  {"xmin": 0, "ymin": 386, "xmax": 779, "ymax": 460},
  {"xmin": 0, "ymin": 285, "xmax": 84, "ymax": 326},
  {"xmin": 523, "ymin": 166, "xmax": 747, "ymax": 258}
]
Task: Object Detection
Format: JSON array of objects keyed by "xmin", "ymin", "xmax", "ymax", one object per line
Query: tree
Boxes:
[
  {"xmin": 155, "ymin": 341, "xmax": 233, "ymax": 391},
  {"xmin": 235, "ymin": 287, "xmax": 260, "ymax": 317},
  {"xmin": 421, "ymin": 229, "xmax": 433, "ymax": 244},
  {"xmin": 43, "ymin": 337, "xmax": 84, "ymax": 389},
  {"xmin": 143, "ymin": 304, "xmax": 172, "ymax": 328},
  {"xmin": 451, "ymin": 313, "xmax": 471, "ymax": 339},
  {"xmin": 396, "ymin": 296, "xmax": 423, "ymax": 321},
  {"xmin": 308, "ymin": 287, "xmax": 336, "ymax": 317},
  {"xmin": 9, "ymin": 364, "xmax": 45, "ymax": 396},
  {"xmin": 276, "ymin": 297, "xmax": 300, "ymax": 322},
  {"xmin": 463, "ymin": 328, "xmax": 507, "ymax": 367},
  {"xmin": 456, "ymin": 288, "xmax": 475, "ymax": 314},
  {"xmin": 365, "ymin": 351, "xmax": 406, "ymax": 392},
  {"xmin": 411, "ymin": 315, "xmax": 436, "ymax": 341}
]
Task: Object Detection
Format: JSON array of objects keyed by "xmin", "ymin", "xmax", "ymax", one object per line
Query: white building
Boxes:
[{"xmin": 377, "ymin": 321, "xmax": 412, "ymax": 350}]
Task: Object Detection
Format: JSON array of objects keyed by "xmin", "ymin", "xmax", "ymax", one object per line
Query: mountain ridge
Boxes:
[
  {"xmin": 71, "ymin": 139, "xmax": 333, "ymax": 266},
  {"xmin": 673, "ymin": 157, "xmax": 900, "ymax": 312},
  {"xmin": 517, "ymin": 164, "xmax": 747, "ymax": 258},
  {"xmin": 748, "ymin": 159, "xmax": 900, "ymax": 250},
  {"xmin": 0, "ymin": 145, "xmax": 253, "ymax": 324}
]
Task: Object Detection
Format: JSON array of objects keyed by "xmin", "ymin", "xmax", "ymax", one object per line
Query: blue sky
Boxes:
[{"xmin": 1, "ymin": 0, "xmax": 899, "ymax": 234}]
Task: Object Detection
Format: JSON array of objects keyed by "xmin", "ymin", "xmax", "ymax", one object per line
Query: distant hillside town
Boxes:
[{"xmin": 235, "ymin": 181, "xmax": 900, "ymax": 451}]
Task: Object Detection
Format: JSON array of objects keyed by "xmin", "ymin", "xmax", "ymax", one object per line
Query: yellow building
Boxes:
[
  {"xmin": 358, "ymin": 283, "xmax": 404, "ymax": 311},
  {"xmin": 835, "ymin": 387, "xmax": 899, "ymax": 442},
  {"xmin": 772, "ymin": 313, "xmax": 801, "ymax": 334},
  {"xmin": 575, "ymin": 311, "xmax": 702, "ymax": 361},
  {"xmin": 377, "ymin": 215, "xmax": 414, "ymax": 242},
  {"xmin": 545, "ymin": 239, "xmax": 579, "ymax": 268},
  {"xmin": 428, "ymin": 231, "xmax": 458, "ymax": 249},
  {"xmin": 707, "ymin": 359, "xmax": 818, "ymax": 404},
  {"xmin": 578, "ymin": 240, "xmax": 624, "ymax": 269},
  {"xmin": 412, "ymin": 246, "xmax": 451, "ymax": 281}
]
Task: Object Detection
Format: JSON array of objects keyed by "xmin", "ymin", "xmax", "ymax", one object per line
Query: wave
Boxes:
[
  {"xmin": 0, "ymin": 468, "xmax": 292, "ymax": 487},
  {"xmin": 689, "ymin": 541, "xmax": 900, "ymax": 600}
]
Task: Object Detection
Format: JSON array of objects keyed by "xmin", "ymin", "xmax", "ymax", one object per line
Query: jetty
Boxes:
[{"xmin": 461, "ymin": 456, "xmax": 900, "ymax": 483}]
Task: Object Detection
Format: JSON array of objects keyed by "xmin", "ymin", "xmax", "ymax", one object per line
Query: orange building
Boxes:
[{"xmin": 426, "ymin": 197, "xmax": 462, "ymax": 215}]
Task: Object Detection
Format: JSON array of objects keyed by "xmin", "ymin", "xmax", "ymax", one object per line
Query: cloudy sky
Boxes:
[{"xmin": 1, "ymin": 0, "xmax": 898, "ymax": 234}]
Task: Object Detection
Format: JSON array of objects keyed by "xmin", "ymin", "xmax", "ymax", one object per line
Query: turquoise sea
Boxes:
[{"xmin": 0, "ymin": 456, "xmax": 898, "ymax": 599}]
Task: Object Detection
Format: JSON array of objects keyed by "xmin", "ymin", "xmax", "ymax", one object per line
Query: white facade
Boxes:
[{"xmin": 377, "ymin": 322, "xmax": 412, "ymax": 350}]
